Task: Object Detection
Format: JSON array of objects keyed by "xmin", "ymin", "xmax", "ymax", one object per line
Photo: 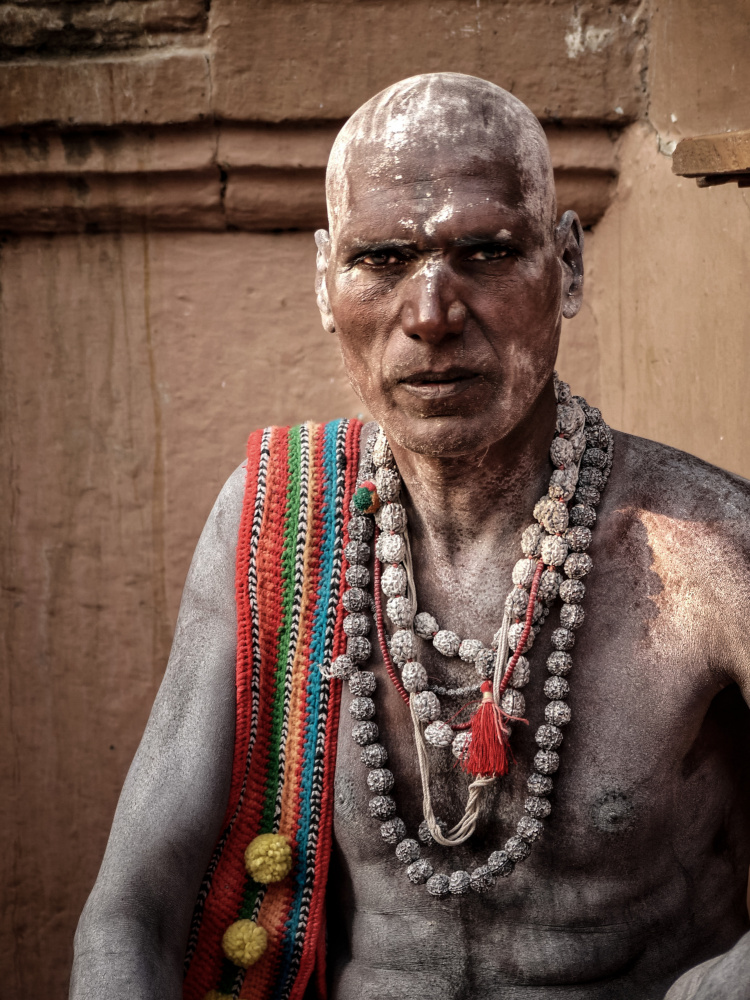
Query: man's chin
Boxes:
[{"xmin": 378, "ymin": 409, "xmax": 503, "ymax": 459}]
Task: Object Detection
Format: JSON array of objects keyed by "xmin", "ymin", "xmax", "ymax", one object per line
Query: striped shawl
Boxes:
[{"xmin": 183, "ymin": 419, "xmax": 361, "ymax": 1000}]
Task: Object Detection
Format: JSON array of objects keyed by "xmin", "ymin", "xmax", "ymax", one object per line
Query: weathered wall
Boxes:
[
  {"xmin": 0, "ymin": 231, "xmax": 360, "ymax": 995},
  {"xmin": 572, "ymin": 125, "xmax": 750, "ymax": 473},
  {"xmin": 567, "ymin": 0, "xmax": 750, "ymax": 473},
  {"xmin": 1, "ymin": 1, "xmax": 749, "ymax": 997}
]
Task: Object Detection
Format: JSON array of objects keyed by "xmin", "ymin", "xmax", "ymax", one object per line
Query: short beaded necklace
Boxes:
[{"xmin": 321, "ymin": 376, "xmax": 613, "ymax": 898}]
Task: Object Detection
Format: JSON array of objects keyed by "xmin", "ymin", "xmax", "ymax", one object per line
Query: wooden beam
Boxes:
[{"xmin": 672, "ymin": 129, "xmax": 750, "ymax": 188}]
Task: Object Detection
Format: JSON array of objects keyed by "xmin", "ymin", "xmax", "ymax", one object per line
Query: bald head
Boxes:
[{"xmin": 326, "ymin": 72, "xmax": 556, "ymax": 238}]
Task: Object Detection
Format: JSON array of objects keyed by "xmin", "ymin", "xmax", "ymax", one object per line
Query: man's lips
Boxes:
[{"xmin": 397, "ymin": 368, "xmax": 482, "ymax": 399}]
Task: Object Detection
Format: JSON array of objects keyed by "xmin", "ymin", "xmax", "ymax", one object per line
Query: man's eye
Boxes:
[
  {"xmin": 467, "ymin": 246, "xmax": 511, "ymax": 261},
  {"xmin": 361, "ymin": 252, "xmax": 401, "ymax": 266}
]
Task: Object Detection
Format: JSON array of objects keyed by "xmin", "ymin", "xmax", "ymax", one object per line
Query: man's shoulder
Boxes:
[
  {"xmin": 607, "ymin": 433, "xmax": 750, "ymax": 687},
  {"xmin": 611, "ymin": 430, "xmax": 750, "ymax": 515},
  {"xmin": 606, "ymin": 430, "xmax": 750, "ymax": 563}
]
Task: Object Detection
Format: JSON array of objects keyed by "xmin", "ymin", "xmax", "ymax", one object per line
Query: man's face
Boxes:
[{"xmin": 325, "ymin": 147, "xmax": 573, "ymax": 458}]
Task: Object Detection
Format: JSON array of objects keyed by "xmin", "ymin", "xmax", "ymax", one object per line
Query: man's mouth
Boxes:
[{"xmin": 398, "ymin": 368, "xmax": 481, "ymax": 399}]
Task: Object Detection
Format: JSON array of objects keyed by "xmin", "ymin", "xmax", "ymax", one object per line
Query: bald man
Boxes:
[{"xmin": 71, "ymin": 74, "xmax": 750, "ymax": 1000}]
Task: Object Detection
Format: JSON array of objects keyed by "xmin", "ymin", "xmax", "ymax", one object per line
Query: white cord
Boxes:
[
  {"xmin": 411, "ymin": 696, "xmax": 494, "ymax": 847},
  {"xmin": 491, "ymin": 606, "xmax": 512, "ymax": 705}
]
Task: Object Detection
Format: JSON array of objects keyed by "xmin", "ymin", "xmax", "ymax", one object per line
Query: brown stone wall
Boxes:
[{"xmin": 1, "ymin": 1, "xmax": 748, "ymax": 996}]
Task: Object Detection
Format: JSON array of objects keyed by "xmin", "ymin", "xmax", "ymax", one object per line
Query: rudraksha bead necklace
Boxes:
[{"xmin": 321, "ymin": 376, "xmax": 613, "ymax": 897}]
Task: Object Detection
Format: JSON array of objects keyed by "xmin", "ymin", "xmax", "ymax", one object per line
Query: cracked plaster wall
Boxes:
[{"xmin": 1, "ymin": 1, "xmax": 749, "ymax": 997}]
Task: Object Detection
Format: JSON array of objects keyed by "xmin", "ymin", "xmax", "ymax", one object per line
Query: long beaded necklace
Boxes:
[{"xmin": 322, "ymin": 376, "xmax": 613, "ymax": 898}]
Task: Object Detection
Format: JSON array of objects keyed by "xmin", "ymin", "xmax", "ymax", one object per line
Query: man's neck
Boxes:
[{"xmin": 386, "ymin": 384, "xmax": 557, "ymax": 553}]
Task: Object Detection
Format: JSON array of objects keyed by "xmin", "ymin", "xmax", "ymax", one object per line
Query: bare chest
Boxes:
[{"xmin": 328, "ymin": 537, "xmax": 750, "ymax": 997}]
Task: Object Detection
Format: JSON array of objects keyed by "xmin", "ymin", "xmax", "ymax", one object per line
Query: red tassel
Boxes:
[{"xmin": 464, "ymin": 681, "xmax": 512, "ymax": 778}]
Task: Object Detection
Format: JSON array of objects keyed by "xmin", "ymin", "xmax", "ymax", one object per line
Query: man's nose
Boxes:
[{"xmin": 400, "ymin": 262, "xmax": 466, "ymax": 343}]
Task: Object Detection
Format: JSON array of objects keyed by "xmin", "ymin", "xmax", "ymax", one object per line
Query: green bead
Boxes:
[{"xmin": 353, "ymin": 487, "xmax": 374, "ymax": 513}]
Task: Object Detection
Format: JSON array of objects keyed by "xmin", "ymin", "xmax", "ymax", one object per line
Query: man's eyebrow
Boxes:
[
  {"xmin": 451, "ymin": 231, "xmax": 516, "ymax": 247},
  {"xmin": 341, "ymin": 231, "xmax": 520, "ymax": 260},
  {"xmin": 344, "ymin": 238, "xmax": 416, "ymax": 254}
]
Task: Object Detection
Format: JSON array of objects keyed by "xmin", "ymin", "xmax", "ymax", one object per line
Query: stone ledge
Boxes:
[
  {"xmin": 0, "ymin": 170, "xmax": 224, "ymax": 233},
  {"xmin": 0, "ymin": 1, "xmax": 207, "ymax": 60},
  {"xmin": 0, "ymin": 123, "xmax": 619, "ymax": 233},
  {"xmin": 0, "ymin": 51, "xmax": 211, "ymax": 128},
  {"xmin": 672, "ymin": 129, "xmax": 750, "ymax": 188}
]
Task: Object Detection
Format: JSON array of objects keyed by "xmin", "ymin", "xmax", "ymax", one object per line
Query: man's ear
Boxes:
[
  {"xmin": 314, "ymin": 229, "xmax": 336, "ymax": 333},
  {"xmin": 555, "ymin": 210, "xmax": 584, "ymax": 320}
]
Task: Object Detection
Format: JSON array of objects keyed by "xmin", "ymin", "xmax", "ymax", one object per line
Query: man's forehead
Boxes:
[
  {"xmin": 332, "ymin": 119, "xmax": 530, "ymax": 203},
  {"xmin": 332, "ymin": 151, "xmax": 542, "ymax": 248}
]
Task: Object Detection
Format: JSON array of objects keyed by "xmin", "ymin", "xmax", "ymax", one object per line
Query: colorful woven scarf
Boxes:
[{"xmin": 183, "ymin": 418, "xmax": 361, "ymax": 1000}]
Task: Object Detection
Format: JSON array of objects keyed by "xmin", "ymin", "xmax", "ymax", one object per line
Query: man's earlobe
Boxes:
[{"xmin": 314, "ymin": 229, "xmax": 336, "ymax": 333}]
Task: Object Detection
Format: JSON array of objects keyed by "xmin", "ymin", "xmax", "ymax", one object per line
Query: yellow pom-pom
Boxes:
[
  {"xmin": 221, "ymin": 919, "xmax": 268, "ymax": 968},
  {"xmin": 244, "ymin": 833, "xmax": 292, "ymax": 884},
  {"xmin": 204, "ymin": 991, "xmax": 234, "ymax": 1000}
]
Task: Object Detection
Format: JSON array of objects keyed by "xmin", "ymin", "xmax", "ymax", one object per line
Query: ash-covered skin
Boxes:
[
  {"xmin": 316, "ymin": 73, "xmax": 578, "ymax": 466},
  {"xmin": 71, "ymin": 74, "xmax": 750, "ymax": 1000}
]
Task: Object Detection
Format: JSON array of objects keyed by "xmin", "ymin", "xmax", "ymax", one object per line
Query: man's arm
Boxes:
[
  {"xmin": 665, "ymin": 932, "xmax": 750, "ymax": 1000},
  {"xmin": 665, "ymin": 505, "xmax": 750, "ymax": 1000},
  {"xmin": 70, "ymin": 464, "xmax": 246, "ymax": 1000}
]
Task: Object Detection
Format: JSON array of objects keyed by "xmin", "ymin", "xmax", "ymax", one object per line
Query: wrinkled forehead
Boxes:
[{"xmin": 326, "ymin": 74, "xmax": 555, "ymax": 239}]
